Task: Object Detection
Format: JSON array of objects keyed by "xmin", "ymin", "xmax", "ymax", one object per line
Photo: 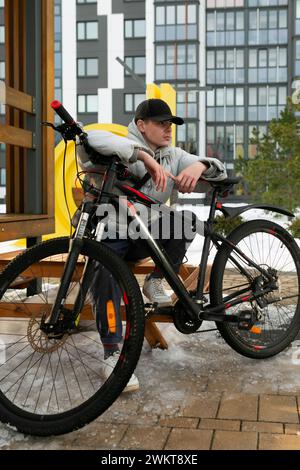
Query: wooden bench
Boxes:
[{"xmin": 0, "ymin": 250, "xmax": 210, "ymax": 350}]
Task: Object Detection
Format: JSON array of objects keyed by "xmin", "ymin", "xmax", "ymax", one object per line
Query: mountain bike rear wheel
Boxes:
[
  {"xmin": 0, "ymin": 237, "xmax": 144, "ymax": 436},
  {"xmin": 210, "ymin": 220, "xmax": 300, "ymax": 359}
]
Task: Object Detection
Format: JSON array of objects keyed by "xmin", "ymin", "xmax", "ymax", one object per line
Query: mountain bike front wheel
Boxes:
[
  {"xmin": 210, "ymin": 219, "xmax": 300, "ymax": 359},
  {"xmin": 0, "ymin": 237, "xmax": 144, "ymax": 436}
]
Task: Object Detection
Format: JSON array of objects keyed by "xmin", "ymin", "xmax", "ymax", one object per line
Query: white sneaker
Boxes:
[
  {"xmin": 143, "ymin": 275, "xmax": 171, "ymax": 305},
  {"xmin": 102, "ymin": 351, "xmax": 139, "ymax": 393}
]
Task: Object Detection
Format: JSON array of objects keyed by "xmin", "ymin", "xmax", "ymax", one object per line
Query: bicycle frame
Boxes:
[{"xmin": 46, "ymin": 156, "xmax": 286, "ymax": 330}]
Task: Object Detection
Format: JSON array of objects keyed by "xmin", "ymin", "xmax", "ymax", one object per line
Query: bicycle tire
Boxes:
[
  {"xmin": 0, "ymin": 237, "xmax": 145, "ymax": 436},
  {"xmin": 210, "ymin": 219, "xmax": 300, "ymax": 359}
]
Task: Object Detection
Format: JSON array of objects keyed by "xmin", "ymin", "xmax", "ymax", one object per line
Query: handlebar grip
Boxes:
[{"xmin": 51, "ymin": 100, "xmax": 75, "ymax": 125}]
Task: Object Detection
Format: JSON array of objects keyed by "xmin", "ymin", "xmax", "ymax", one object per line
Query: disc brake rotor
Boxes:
[{"xmin": 27, "ymin": 313, "xmax": 68, "ymax": 353}]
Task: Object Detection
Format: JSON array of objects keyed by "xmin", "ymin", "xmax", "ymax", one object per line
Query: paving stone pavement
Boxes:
[{"xmin": 1, "ymin": 321, "xmax": 300, "ymax": 451}]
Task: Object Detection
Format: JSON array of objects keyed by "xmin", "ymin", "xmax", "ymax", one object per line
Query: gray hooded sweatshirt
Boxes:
[
  {"xmin": 76, "ymin": 120, "xmax": 227, "ymax": 236},
  {"xmin": 77, "ymin": 119, "xmax": 227, "ymax": 206}
]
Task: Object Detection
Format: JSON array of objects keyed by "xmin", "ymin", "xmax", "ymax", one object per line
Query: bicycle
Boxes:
[{"xmin": 0, "ymin": 101, "xmax": 300, "ymax": 436}]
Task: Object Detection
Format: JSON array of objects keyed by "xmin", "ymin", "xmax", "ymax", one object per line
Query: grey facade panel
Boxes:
[
  {"xmin": 113, "ymin": 89, "xmax": 133, "ymax": 127},
  {"xmin": 76, "ymin": 3, "xmax": 98, "ymax": 17},
  {"xmin": 124, "ymin": 76, "xmax": 145, "ymax": 92},
  {"xmin": 112, "ymin": 0, "xmax": 145, "ymax": 19},
  {"xmin": 125, "ymin": 38, "xmax": 145, "ymax": 55},
  {"xmin": 77, "ymin": 10, "xmax": 108, "ymax": 89},
  {"xmin": 78, "ymin": 113, "xmax": 98, "ymax": 126}
]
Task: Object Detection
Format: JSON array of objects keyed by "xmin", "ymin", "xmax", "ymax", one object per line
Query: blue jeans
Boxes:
[{"xmin": 89, "ymin": 212, "xmax": 196, "ymax": 345}]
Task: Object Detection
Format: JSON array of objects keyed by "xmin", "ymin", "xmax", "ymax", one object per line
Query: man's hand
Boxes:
[
  {"xmin": 138, "ymin": 150, "xmax": 171, "ymax": 192},
  {"xmin": 172, "ymin": 162, "xmax": 209, "ymax": 193}
]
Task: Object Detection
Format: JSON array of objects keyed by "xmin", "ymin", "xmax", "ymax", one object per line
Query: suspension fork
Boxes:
[
  {"xmin": 72, "ymin": 218, "xmax": 107, "ymax": 322},
  {"xmin": 47, "ymin": 201, "xmax": 95, "ymax": 325}
]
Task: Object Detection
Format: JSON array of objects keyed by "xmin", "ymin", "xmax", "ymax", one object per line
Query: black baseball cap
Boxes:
[{"xmin": 135, "ymin": 99, "xmax": 184, "ymax": 125}]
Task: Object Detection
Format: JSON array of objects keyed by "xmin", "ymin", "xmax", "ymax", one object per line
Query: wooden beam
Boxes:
[
  {"xmin": 0, "ymin": 124, "xmax": 33, "ymax": 148},
  {"xmin": 4, "ymin": 84, "xmax": 34, "ymax": 114},
  {"xmin": 0, "ymin": 217, "xmax": 55, "ymax": 242}
]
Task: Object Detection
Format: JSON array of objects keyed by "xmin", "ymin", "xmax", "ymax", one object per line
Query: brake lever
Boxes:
[
  {"xmin": 42, "ymin": 122, "xmax": 81, "ymax": 142},
  {"xmin": 41, "ymin": 121, "xmax": 58, "ymax": 130}
]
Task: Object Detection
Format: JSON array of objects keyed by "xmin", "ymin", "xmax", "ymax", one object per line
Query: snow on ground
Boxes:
[{"xmin": 1, "ymin": 321, "xmax": 300, "ymax": 448}]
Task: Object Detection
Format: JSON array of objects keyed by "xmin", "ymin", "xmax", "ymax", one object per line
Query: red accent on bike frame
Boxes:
[
  {"xmin": 123, "ymin": 292, "xmax": 129, "ymax": 305},
  {"xmin": 121, "ymin": 185, "xmax": 153, "ymax": 202},
  {"xmin": 241, "ymin": 295, "xmax": 251, "ymax": 302},
  {"xmin": 124, "ymin": 321, "xmax": 130, "ymax": 340},
  {"xmin": 216, "ymin": 202, "xmax": 222, "ymax": 209},
  {"xmin": 127, "ymin": 201, "xmax": 137, "ymax": 216},
  {"xmin": 226, "ymin": 295, "xmax": 251, "ymax": 309},
  {"xmin": 253, "ymin": 345, "xmax": 264, "ymax": 350}
]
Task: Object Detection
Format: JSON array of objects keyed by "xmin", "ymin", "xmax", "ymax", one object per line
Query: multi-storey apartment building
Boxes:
[
  {"xmin": 0, "ymin": 0, "xmax": 300, "ymax": 205},
  {"xmin": 68, "ymin": 0, "xmax": 298, "ymax": 182}
]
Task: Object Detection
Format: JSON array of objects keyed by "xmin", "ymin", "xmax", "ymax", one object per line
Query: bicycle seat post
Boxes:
[{"xmin": 195, "ymin": 187, "xmax": 219, "ymax": 301}]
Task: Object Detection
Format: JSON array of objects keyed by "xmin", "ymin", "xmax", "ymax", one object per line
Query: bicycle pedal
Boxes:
[{"xmin": 237, "ymin": 310, "xmax": 256, "ymax": 331}]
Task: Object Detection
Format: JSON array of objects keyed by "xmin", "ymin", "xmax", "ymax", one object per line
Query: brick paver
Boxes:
[
  {"xmin": 165, "ymin": 428, "xmax": 213, "ymax": 450},
  {"xmin": 218, "ymin": 393, "xmax": 258, "ymax": 421},
  {"xmin": 159, "ymin": 417, "xmax": 199, "ymax": 428},
  {"xmin": 119, "ymin": 426, "xmax": 170, "ymax": 450},
  {"xmin": 242, "ymin": 421, "xmax": 283, "ymax": 434},
  {"xmin": 259, "ymin": 395, "xmax": 299, "ymax": 424},
  {"xmin": 284, "ymin": 424, "xmax": 300, "ymax": 435},
  {"xmin": 199, "ymin": 418, "xmax": 240, "ymax": 432},
  {"xmin": 259, "ymin": 433, "xmax": 300, "ymax": 450},
  {"xmin": 212, "ymin": 430, "xmax": 258, "ymax": 450},
  {"xmin": 182, "ymin": 393, "xmax": 221, "ymax": 419}
]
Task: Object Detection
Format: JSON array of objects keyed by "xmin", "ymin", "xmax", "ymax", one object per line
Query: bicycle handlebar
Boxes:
[{"xmin": 51, "ymin": 100, "xmax": 76, "ymax": 125}]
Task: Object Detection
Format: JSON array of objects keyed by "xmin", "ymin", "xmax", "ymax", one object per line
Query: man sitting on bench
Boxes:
[{"xmin": 77, "ymin": 99, "xmax": 226, "ymax": 392}]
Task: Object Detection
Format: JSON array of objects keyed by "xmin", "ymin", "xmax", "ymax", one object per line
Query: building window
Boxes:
[
  {"xmin": 177, "ymin": 91, "xmax": 198, "ymax": 119},
  {"xmin": 124, "ymin": 20, "xmax": 146, "ymax": 39},
  {"xmin": 207, "ymin": 124, "xmax": 244, "ymax": 164},
  {"xmin": 207, "ymin": 0, "xmax": 245, "ymax": 7},
  {"xmin": 248, "ymin": 86, "xmax": 286, "ymax": 121},
  {"xmin": 77, "ymin": 95, "xmax": 98, "ymax": 113},
  {"xmin": 124, "ymin": 57, "xmax": 146, "ymax": 76},
  {"xmin": 0, "ymin": 168, "xmax": 6, "ymax": 186},
  {"xmin": 0, "ymin": 62, "xmax": 5, "ymax": 80},
  {"xmin": 125, "ymin": 93, "xmax": 145, "ymax": 113},
  {"xmin": 155, "ymin": 3, "xmax": 197, "ymax": 41},
  {"xmin": 77, "ymin": 21, "xmax": 98, "ymax": 40},
  {"xmin": 0, "ymin": 0, "xmax": 4, "ymax": 8},
  {"xmin": 295, "ymin": 40, "xmax": 300, "ymax": 75},
  {"xmin": 77, "ymin": 0, "xmax": 97, "ymax": 3},
  {"xmin": 77, "ymin": 58, "xmax": 99, "ymax": 77},
  {"xmin": 207, "ymin": 87, "xmax": 244, "ymax": 122},
  {"xmin": 207, "ymin": 48, "xmax": 245, "ymax": 84},
  {"xmin": 249, "ymin": 9, "xmax": 287, "ymax": 46},
  {"xmin": 177, "ymin": 122, "xmax": 198, "ymax": 155},
  {"xmin": 248, "ymin": 0, "xmax": 287, "ymax": 6},
  {"xmin": 248, "ymin": 47, "xmax": 287, "ymax": 83},
  {"xmin": 155, "ymin": 44, "xmax": 197, "ymax": 81},
  {"xmin": 206, "ymin": 10, "xmax": 245, "ymax": 47},
  {"xmin": 0, "ymin": 26, "xmax": 4, "ymax": 44}
]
